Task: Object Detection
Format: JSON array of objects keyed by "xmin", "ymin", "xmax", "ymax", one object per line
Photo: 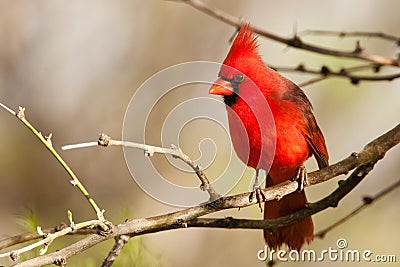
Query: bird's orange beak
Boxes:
[{"xmin": 209, "ymin": 78, "xmax": 234, "ymax": 96}]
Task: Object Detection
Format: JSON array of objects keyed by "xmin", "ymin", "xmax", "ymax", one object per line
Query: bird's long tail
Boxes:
[{"xmin": 263, "ymin": 177, "xmax": 313, "ymax": 251}]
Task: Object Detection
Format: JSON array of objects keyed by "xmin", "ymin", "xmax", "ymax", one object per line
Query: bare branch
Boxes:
[
  {"xmin": 186, "ymin": 165, "xmax": 371, "ymax": 229},
  {"xmin": 101, "ymin": 235, "xmax": 130, "ymax": 267},
  {"xmin": 177, "ymin": 177, "xmax": 400, "ymax": 232},
  {"xmin": 314, "ymin": 178, "xmax": 400, "ymax": 238},
  {"xmin": 63, "ymin": 133, "xmax": 221, "ymax": 201},
  {"xmin": 11, "ymin": 123, "xmax": 400, "ymax": 267},
  {"xmin": 271, "ymin": 63, "xmax": 400, "ymax": 86},
  {"xmin": 182, "ymin": 0, "xmax": 400, "ymax": 66},
  {"xmin": 0, "ymin": 219, "xmax": 103, "ymax": 261},
  {"xmin": 299, "ymin": 29, "xmax": 400, "ymax": 44},
  {"xmin": 9, "ymin": 176, "xmax": 397, "ymax": 264},
  {"xmin": 0, "ymin": 103, "xmax": 108, "ymax": 225},
  {"xmin": 0, "ymin": 224, "xmax": 96, "ymax": 250}
]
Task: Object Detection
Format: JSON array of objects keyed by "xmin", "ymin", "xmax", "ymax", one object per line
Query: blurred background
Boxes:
[{"xmin": 0, "ymin": 0, "xmax": 399, "ymax": 266}]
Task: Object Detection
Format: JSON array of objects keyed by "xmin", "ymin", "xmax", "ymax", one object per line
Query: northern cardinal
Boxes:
[{"xmin": 209, "ymin": 24, "xmax": 328, "ymax": 250}]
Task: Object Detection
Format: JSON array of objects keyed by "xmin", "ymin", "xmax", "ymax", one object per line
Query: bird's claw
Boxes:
[
  {"xmin": 249, "ymin": 187, "xmax": 266, "ymax": 212},
  {"xmin": 292, "ymin": 165, "xmax": 307, "ymax": 191}
]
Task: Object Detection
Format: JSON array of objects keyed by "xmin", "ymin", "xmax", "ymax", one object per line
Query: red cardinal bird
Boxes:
[{"xmin": 209, "ymin": 24, "xmax": 328, "ymax": 250}]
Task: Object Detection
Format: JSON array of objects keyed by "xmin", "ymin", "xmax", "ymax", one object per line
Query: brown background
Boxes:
[{"xmin": 0, "ymin": 0, "xmax": 399, "ymax": 266}]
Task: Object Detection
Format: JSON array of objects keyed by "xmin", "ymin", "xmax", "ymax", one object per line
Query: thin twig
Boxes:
[
  {"xmin": 299, "ymin": 76, "xmax": 328, "ymax": 87},
  {"xmin": 314, "ymin": 178, "xmax": 400, "ymax": 239},
  {"xmin": 299, "ymin": 30, "xmax": 400, "ymax": 44},
  {"xmin": 273, "ymin": 63, "xmax": 373, "ymax": 87},
  {"xmin": 271, "ymin": 63, "xmax": 400, "ymax": 86},
  {"xmin": 0, "ymin": 103, "xmax": 107, "ymax": 225},
  {"xmin": 101, "ymin": 235, "xmax": 130, "ymax": 267},
  {"xmin": 182, "ymin": 0, "xmax": 400, "ymax": 66},
  {"xmin": 0, "ymin": 219, "xmax": 103, "ymax": 260},
  {"xmin": 63, "ymin": 133, "xmax": 221, "ymax": 201},
  {"xmin": 11, "ymin": 123, "xmax": 400, "ymax": 267},
  {"xmin": 0, "ymin": 224, "xmax": 96, "ymax": 250}
]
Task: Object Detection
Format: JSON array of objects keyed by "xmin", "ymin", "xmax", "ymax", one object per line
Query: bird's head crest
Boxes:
[{"xmin": 223, "ymin": 23, "xmax": 260, "ymax": 67}]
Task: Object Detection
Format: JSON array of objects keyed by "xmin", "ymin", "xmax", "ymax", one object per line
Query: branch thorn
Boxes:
[
  {"xmin": 296, "ymin": 63, "xmax": 305, "ymax": 71},
  {"xmin": 98, "ymin": 133, "xmax": 111, "ymax": 147},
  {"xmin": 10, "ymin": 251, "xmax": 19, "ymax": 261},
  {"xmin": 350, "ymin": 77, "xmax": 360, "ymax": 85},
  {"xmin": 16, "ymin": 106, "xmax": 25, "ymax": 119},
  {"xmin": 373, "ymin": 64, "xmax": 382, "ymax": 73},
  {"xmin": 362, "ymin": 196, "xmax": 374, "ymax": 204},
  {"xmin": 67, "ymin": 210, "xmax": 76, "ymax": 230},
  {"xmin": 320, "ymin": 65, "xmax": 330, "ymax": 75},
  {"xmin": 353, "ymin": 40, "xmax": 364, "ymax": 54},
  {"xmin": 39, "ymin": 243, "xmax": 50, "ymax": 255},
  {"xmin": 54, "ymin": 255, "xmax": 67, "ymax": 267},
  {"xmin": 287, "ymin": 35, "xmax": 303, "ymax": 48},
  {"xmin": 144, "ymin": 149, "xmax": 154, "ymax": 157},
  {"xmin": 339, "ymin": 68, "xmax": 347, "ymax": 75},
  {"xmin": 37, "ymin": 226, "xmax": 47, "ymax": 237},
  {"xmin": 46, "ymin": 133, "xmax": 53, "ymax": 147}
]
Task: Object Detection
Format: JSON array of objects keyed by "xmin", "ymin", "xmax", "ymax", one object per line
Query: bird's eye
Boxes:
[{"xmin": 232, "ymin": 74, "xmax": 244, "ymax": 84}]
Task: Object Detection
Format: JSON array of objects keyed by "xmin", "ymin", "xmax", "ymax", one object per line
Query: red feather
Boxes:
[{"xmin": 210, "ymin": 23, "xmax": 328, "ymax": 250}]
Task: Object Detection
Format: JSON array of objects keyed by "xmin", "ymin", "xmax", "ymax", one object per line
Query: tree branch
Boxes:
[
  {"xmin": 298, "ymin": 29, "xmax": 400, "ymax": 44},
  {"xmin": 0, "ymin": 103, "xmax": 107, "ymax": 225},
  {"xmin": 11, "ymin": 123, "xmax": 400, "ymax": 267},
  {"xmin": 186, "ymin": 177, "xmax": 400, "ymax": 239},
  {"xmin": 314, "ymin": 178, "xmax": 400, "ymax": 238},
  {"xmin": 186, "ymin": 164, "xmax": 378, "ymax": 230},
  {"xmin": 271, "ymin": 63, "xmax": 400, "ymax": 86},
  {"xmin": 0, "ymin": 219, "xmax": 104, "ymax": 261},
  {"xmin": 101, "ymin": 235, "xmax": 130, "ymax": 267},
  {"xmin": 181, "ymin": 0, "xmax": 400, "ymax": 66},
  {"xmin": 0, "ymin": 224, "xmax": 96, "ymax": 251},
  {"xmin": 63, "ymin": 133, "xmax": 221, "ymax": 201}
]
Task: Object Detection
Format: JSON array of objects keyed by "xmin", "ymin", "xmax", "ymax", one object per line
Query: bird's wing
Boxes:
[{"xmin": 283, "ymin": 81, "xmax": 329, "ymax": 169}]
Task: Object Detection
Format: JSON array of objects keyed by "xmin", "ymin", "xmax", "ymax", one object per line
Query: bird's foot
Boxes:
[
  {"xmin": 248, "ymin": 168, "xmax": 265, "ymax": 212},
  {"xmin": 249, "ymin": 186, "xmax": 266, "ymax": 212},
  {"xmin": 292, "ymin": 165, "xmax": 307, "ymax": 191}
]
